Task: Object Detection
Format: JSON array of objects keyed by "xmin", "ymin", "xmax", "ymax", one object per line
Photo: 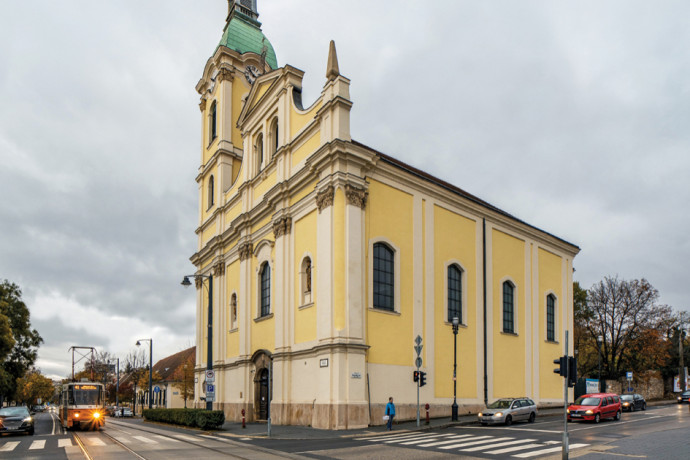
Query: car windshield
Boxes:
[
  {"xmin": 487, "ymin": 399, "xmax": 513, "ymax": 409},
  {"xmin": 574, "ymin": 397, "xmax": 601, "ymax": 406},
  {"xmin": 620, "ymin": 395, "xmax": 633, "ymax": 401},
  {"xmin": 0, "ymin": 407, "xmax": 29, "ymax": 417}
]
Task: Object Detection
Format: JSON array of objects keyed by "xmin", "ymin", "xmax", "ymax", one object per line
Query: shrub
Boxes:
[{"xmin": 142, "ymin": 408, "xmax": 225, "ymax": 430}]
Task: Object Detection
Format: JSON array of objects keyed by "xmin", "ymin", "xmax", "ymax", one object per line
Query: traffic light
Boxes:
[
  {"xmin": 413, "ymin": 371, "xmax": 419, "ymax": 383},
  {"xmin": 568, "ymin": 356, "xmax": 577, "ymax": 387},
  {"xmin": 553, "ymin": 356, "xmax": 567, "ymax": 377},
  {"xmin": 419, "ymin": 371, "xmax": 427, "ymax": 387}
]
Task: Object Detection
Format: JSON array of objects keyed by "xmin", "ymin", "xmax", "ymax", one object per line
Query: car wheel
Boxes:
[
  {"xmin": 642, "ymin": 403, "xmax": 646, "ymax": 411},
  {"xmin": 528, "ymin": 412, "xmax": 536, "ymax": 423},
  {"xmin": 505, "ymin": 415, "xmax": 512, "ymax": 426},
  {"xmin": 28, "ymin": 428, "xmax": 35, "ymax": 435},
  {"xmin": 615, "ymin": 411, "xmax": 621, "ymax": 421},
  {"xmin": 594, "ymin": 413, "xmax": 601, "ymax": 424}
]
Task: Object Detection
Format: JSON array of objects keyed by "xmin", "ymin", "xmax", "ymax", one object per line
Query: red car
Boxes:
[{"xmin": 567, "ymin": 393, "xmax": 621, "ymax": 423}]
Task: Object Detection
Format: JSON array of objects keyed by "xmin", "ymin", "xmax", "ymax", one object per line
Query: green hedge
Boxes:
[{"xmin": 142, "ymin": 408, "xmax": 225, "ymax": 430}]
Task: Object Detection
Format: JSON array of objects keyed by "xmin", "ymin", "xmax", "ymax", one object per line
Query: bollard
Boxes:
[
  {"xmin": 241, "ymin": 408, "xmax": 246, "ymax": 429},
  {"xmin": 425, "ymin": 403, "xmax": 430, "ymax": 425}
]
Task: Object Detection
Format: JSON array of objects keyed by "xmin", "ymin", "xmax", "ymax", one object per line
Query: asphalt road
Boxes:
[{"xmin": 237, "ymin": 403, "xmax": 690, "ymax": 459}]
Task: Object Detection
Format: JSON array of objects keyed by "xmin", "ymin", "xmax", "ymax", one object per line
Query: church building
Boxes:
[{"xmin": 189, "ymin": 0, "xmax": 580, "ymax": 429}]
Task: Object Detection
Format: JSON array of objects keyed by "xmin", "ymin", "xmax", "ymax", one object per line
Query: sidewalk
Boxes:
[{"xmin": 215, "ymin": 399, "xmax": 676, "ymax": 440}]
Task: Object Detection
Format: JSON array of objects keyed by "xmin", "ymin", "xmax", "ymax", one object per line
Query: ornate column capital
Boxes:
[
  {"xmin": 217, "ymin": 66, "xmax": 234, "ymax": 83},
  {"xmin": 272, "ymin": 216, "xmax": 292, "ymax": 238},
  {"xmin": 238, "ymin": 242, "xmax": 254, "ymax": 261},
  {"xmin": 316, "ymin": 185, "xmax": 335, "ymax": 212},
  {"xmin": 345, "ymin": 184, "xmax": 368, "ymax": 209},
  {"xmin": 199, "ymin": 98, "xmax": 207, "ymax": 112},
  {"xmin": 213, "ymin": 262, "xmax": 225, "ymax": 276},
  {"xmin": 194, "ymin": 277, "xmax": 203, "ymax": 289}
]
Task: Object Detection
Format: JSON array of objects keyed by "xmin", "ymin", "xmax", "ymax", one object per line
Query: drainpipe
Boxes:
[{"xmin": 482, "ymin": 218, "xmax": 488, "ymax": 406}]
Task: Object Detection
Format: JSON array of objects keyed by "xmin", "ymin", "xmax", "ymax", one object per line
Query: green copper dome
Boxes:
[{"xmin": 218, "ymin": 13, "xmax": 278, "ymax": 70}]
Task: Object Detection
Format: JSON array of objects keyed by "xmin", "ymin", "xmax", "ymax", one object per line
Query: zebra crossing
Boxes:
[
  {"xmin": 355, "ymin": 431, "xmax": 589, "ymax": 458},
  {"xmin": 0, "ymin": 432, "xmax": 203, "ymax": 452}
]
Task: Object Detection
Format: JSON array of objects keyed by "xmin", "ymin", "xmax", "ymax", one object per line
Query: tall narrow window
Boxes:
[
  {"xmin": 270, "ymin": 118, "xmax": 279, "ymax": 155},
  {"xmin": 373, "ymin": 243, "xmax": 394, "ymax": 311},
  {"xmin": 447, "ymin": 264, "xmax": 462, "ymax": 323},
  {"xmin": 255, "ymin": 133, "xmax": 264, "ymax": 174},
  {"xmin": 208, "ymin": 175, "xmax": 214, "ymax": 207},
  {"xmin": 546, "ymin": 294, "xmax": 555, "ymax": 341},
  {"xmin": 503, "ymin": 281, "xmax": 515, "ymax": 333},
  {"xmin": 260, "ymin": 263, "xmax": 271, "ymax": 317},
  {"xmin": 210, "ymin": 101, "xmax": 217, "ymax": 141},
  {"xmin": 230, "ymin": 293, "xmax": 237, "ymax": 329}
]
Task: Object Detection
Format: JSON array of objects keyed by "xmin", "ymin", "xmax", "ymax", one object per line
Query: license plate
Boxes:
[{"xmin": 571, "ymin": 414, "xmax": 581, "ymax": 418}]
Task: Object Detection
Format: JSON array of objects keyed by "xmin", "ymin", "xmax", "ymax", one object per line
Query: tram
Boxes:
[{"xmin": 59, "ymin": 382, "xmax": 105, "ymax": 430}]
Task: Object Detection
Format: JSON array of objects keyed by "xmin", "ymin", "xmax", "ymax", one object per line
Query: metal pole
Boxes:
[
  {"xmin": 597, "ymin": 336, "xmax": 602, "ymax": 393},
  {"xmin": 116, "ymin": 358, "xmax": 119, "ymax": 408},
  {"xmin": 207, "ymin": 275, "xmax": 213, "ymax": 411},
  {"xmin": 563, "ymin": 331, "xmax": 569, "ymax": 460},
  {"xmin": 416, "ymin": 373, "xmax": 420, "ymax": 427},
  {"xmin": 148, "ymin": 340, "xmax": 153, "ymax": 409},
  {"xmin": 680, "ymin": 325, "xmax": 685, "ymax": 393},
  {"xmin": 268, "ymin": 359, "xmax": 272, "ymax": 437}
]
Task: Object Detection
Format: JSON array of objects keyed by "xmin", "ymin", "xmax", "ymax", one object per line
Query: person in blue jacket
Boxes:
[{"xmin": 385, "ymin": 396, "xmax": 396, "ymax": 430}]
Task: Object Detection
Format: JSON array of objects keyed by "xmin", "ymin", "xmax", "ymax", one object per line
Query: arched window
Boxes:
[
  {"xmin": 546, "ymin": 294, "xmax": 556, "ymax": 341},
  {"xmin": 260, "ymin": 262, "xmax": 271, "ymax": 317},
  {"xmin": 255, "ymin": 133, "xmax": 264, "ymax": 175},
  {"xmin": 208, "ymin": 175, "xmax": 214, "ymax": 207},
  {"xmin": 210, "ymin": 101, "xmax": 217, "ymax": 141},
  {"xmin": 301, "ymin": 256, "xmax": 312, "ymax": 305},
  {"xmin": 230, "ymin": 293, "xmax": 237, "ymax": 329},
  {"xmin": 503, "ymin": 281, "xmax": 515, "ymax": 333},
  {"xmin": 270, "ymin": 117, "xmax": 279, "ymax": 155},
  {"xmin": 373, "ymin": 243, "xmax": 394, "ymax": 311},
  {"xmin": 447, "ymin": 264, "xmax": 462, "ymax": 323}
]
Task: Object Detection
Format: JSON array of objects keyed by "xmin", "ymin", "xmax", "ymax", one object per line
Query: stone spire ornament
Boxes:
[{"xmin": 326, "ymin": 40, "xmax": 340, "ymax": 81}]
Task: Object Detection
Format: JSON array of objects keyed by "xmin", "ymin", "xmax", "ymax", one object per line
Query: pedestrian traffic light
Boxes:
[
  {"xmin": 413, "ymin": 371, "xmax": 419, "ymax": 383},
  {"xmin": 419, "ymin": 371, "xmax": 427, "ymax": 387},
  {"xmin": 568, "ymin": 356, "xmax": 577, "ymax": 387},
  {"xmin": 553, "ymin": 356, "xmax": 567, "ymax": 377}
]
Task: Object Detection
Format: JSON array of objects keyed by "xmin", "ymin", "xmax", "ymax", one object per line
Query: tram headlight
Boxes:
[
  {"xmin": 74, "ymin": 413, "xmax": 80, "ymax": 418},
  {"xmin": 93, "ymin": 412, "xmax": 100, "ymax": 419}
]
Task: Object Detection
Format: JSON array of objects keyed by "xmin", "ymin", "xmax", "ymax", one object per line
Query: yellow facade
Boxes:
[{"xmin": 189, "ymin": 1, "xmax": 578, "ymax": 429}]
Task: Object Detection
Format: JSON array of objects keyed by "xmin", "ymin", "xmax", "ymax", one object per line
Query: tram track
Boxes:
[{"xmin": 72, "ymin": 419, "xmax": 301, "ymax": 460}]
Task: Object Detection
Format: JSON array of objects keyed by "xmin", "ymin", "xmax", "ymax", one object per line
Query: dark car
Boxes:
[
  {"xmin": 567, "ymin": 393, "xmax": 622, "ymax": 423},
  {"xmin": 620, "ymin": 394, "xmax": 646, "ymax": 412},
  {"xmin": 0, "ymin": 406, "xmax": 35, "ymax": 435},
  {"xmin": 677, "ymin": 391, "xmax": 690, "ymax": 404}
]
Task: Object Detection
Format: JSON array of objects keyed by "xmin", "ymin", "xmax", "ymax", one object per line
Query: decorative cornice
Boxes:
[
  {"xmin": 345, "ymin": 184, "xmax": 368, "ymax": 209},
  {"xmin": 217, "ymin": 66, "xmax": 234, "ymax": 83},
  {"xmin": 195, "ymin": 277, "xmax": 203, "ymax": 289},
  {"xmin": 238, "ymin": 242, "xmax": 254, "ymax": 261},
  {"xmin": 199, "ymin": 98, "xmax": 207, "ymax": 112},
  {"xmin": 213, "ymin": 262, "xmax": 225, "ymax": 276},
  {"xmin": 316, "ymin": 185, "xmax": 334, "ymax": 212},
  {"xmin": 272, "ymin": 216, "xmax": 292, "ymax": 238}
]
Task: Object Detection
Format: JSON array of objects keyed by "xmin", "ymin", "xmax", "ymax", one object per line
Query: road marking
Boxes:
[
  {"xmin": 382, "ymin": 433, "xmax": 439, "ymax": 443},
  {"xmin": 133, "ymin": 435, "xmax": 158, "ymax": 444},
  {"xmin": 29, "ymin": 440, "xmax": 46, "ymax": 450},
  {"xmin": 438, "ymin": 436, "xmax": 503, "ymax": 449},
  {"xmin": 86, "ymin": 437, "xmax": 106, "ymax": 446},
  {"xmin": 462, "ymin": 439, "xmax": 536, "ymax": 452},
  {"xmin": 398, "ymin": 434, "xmax": 455, "ymax": 445},
  {"xmin": 366, "ymin": 432, "xmax": 431, "ymax": 441},
  {"xmin": 512, "ymin": 443, "xmax": 589, "ymax": 457},
  {"xmin": 173, "ymin": 434, "xmax": 201, "ymax": 442},
  {"xmin": 416, "ymin": 434, "xmax": 476, "ymax": 447},
  {"xmin": 58, "ymin": 438, "xmax": 73, "ymax": 448},
  {"xmin": 487, "ymin": 443, "xmax": 544, "ymax": 454},
  {"xmin": 0, "ymin": 441, "xmax": 20, "ymax": 452},
  {"xmin": 459, "ymin": 425, "xmax": 563, "ymax": 434},
  {"xmin": 240, "ymin": 437, "xmax": 252, "ymax": 440},
  {"xmin": 569, "ymin": 416, "xmax": 664, "ymax": 431},
  {"xmin": 154, "ymin": 434, "xmax": 180, "ymax": 442}
]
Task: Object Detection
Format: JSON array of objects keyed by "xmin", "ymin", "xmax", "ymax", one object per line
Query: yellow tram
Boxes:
[{"xmin": 59, "ymin": 382, "xmax": 105, "ymax": 430}]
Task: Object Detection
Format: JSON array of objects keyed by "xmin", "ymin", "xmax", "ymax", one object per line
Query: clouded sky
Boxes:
[{"xmin": 1, "ymin": 0, "xmax": 688, "ymax": 379}]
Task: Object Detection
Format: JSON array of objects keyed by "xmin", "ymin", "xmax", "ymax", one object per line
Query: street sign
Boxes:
[
  {"xmin": 206, "ymin": 392, "xmax": 215, "ymax": 402},
  {"xmin": 206, "ymin": 383, "xmax": 214, "ymax": 393},
  {"xmin": 414, "ymin": 345, "xmax": 423, "ymax": 356},
  {"xmin": 415, "ymin": 357, "xmax": 423, "ymax": 369},
  {"xmin": 415, "ymin": 335, "xmax": 422, "ymax": 346},
  {"xmin": 206, "ymin": 370, "xmax": 215, "ymax": 382},
  {"xmin": 153, "ymin": 385, "xmax": 161, "ymax": 394},
  {"xmin": 626, "ymin": 371, "xmax": 633, "ymax": 380}
]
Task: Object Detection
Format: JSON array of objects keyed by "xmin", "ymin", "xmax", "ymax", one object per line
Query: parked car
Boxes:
[
  {"xmin": 478, "ymin": 398, "xmax": 537, "ymax": 426},
  {"xmin": 567, "ymin": 393, "xmax": 621, "ymax": 423},
  {"xmin": 121, "ymin": 408, "xmax": 133, "ymax": 417},
  {"xmin": 620, "ymin": 394, "xmax": 646, "ymax": 412},
  {"xmin": 0, "ymin": 406, "xmax": 35, "ymax": 435},
  {"xmin": 677, "ymin": 391, "xmax": 690, "ymax": 404}
]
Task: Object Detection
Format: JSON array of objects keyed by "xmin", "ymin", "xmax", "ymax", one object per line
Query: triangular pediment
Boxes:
[{"xmin": 237, "ymin": 71, "xmax": 282, "ymax": 128}]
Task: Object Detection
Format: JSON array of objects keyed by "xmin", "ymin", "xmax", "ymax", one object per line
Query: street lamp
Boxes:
[
  {"xmin": 451, "ymin": 316, "xmax": 459, "ymax": 421},
  {"xmin": 181, "ymin": 273, "xmax": 213, "ymax": 410},
  {"xmin": 108, "ymin": 358, "xmax": 120, "ymax": 409},
  {"xmin": 136, "ymin": 338, "xmax": 153, "ymax": 410},
  {"xmin": 597, "ymin": 335, "xmax": 603, "ymax": 393}
]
